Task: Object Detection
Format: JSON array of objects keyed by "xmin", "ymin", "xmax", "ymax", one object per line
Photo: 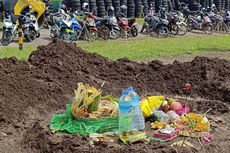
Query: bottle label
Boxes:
[{"xmin": 119, "ymin": 115, "xmax": 133, "ymax": 132}]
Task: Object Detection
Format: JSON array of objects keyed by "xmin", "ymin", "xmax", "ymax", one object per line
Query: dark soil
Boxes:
[{"xmin": 0, "ymin": 40, "xmax": 230, "ymax": 153}]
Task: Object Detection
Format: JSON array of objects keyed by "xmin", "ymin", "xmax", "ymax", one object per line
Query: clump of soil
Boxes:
[{"xmin": 0, "ymin": 40, "xmax": 230, "ymax": 153}]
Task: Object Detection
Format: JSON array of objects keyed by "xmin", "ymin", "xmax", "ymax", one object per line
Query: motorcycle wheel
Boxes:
[
  {"xmin": 25, "ymin": 30, "xmax": 36, "ymax": 42},
  {"xmin": 226, "ymin": 22, "xmax": 230, "ymax": 33},
  {"xmin": 141, "ymin": 22, "xmax": 150, "ymax": 34},
  {"xmin": 140, "ymin": 23, "xmax": 145, "ymax": 33},
  {"xmin": 73, "ymin": 29, "xmax": 81, "ymax": 41},
  {"xmin": 89, "ymin": 30, "xmax": 98, "ymax": 41},
  {"xmin": 156, "ymin": 26, "xmax": 169, "ymax": 38},
  {"xmin": 178, "ymin": 24, "xmax": 188, "ymax": 36},
  {"xmin": 130, "ymin": 25, "xmax": 138, "ymax": 37},
  {"xmin": 50, "ymin": 26, "xmax": 59, "ymax": 38},
  {"xmin": 98, "ymin": 26, "xmax": 109, "ymax": 40},
  {"xmin": 61, "ymin": 31, "xmax": 74, "ymax": 42},
  {"xmin": 203, "ymin": 24, "xmax": 213, "ymax": 35},
  {"xmin": 187, "ymin": 22, "xmax": 193, "ymax": 32},
  {"xmin": 149, "ymin": 30, "xmax": 156, "ymax": 37},
  {"xmin": 1, "ymin": 31, "xmax": 12, "ymax": 46},
  {"xmin": 119, "ymin": 28, "xmax": 128, "ymax": 39},
  {"xmin": 170, "ymin": 24, "xmax": 179, "ymax": 35},
  {"xmin": 109, "ymin": 29, "xmax": 119, "ymax": 39},
  {"xmin": 36, "ymin": 32, "xmax": 40, "ymax": 38}
]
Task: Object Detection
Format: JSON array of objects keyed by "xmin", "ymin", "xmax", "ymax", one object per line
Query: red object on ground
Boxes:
[
  {"xmin": 153, "ymin": 129, "xmax": 179, "ymax": 140},
  {"xmin": 183, "ymin": 83, "xmax": 192, "ymax": 91},
  {"xmin": 175, "ymin": 106, "xmax": 190, "ymax": 115}
]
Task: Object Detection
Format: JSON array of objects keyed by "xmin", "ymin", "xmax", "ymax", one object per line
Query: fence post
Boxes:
[{"xmin": 18, "ymin": 25, "xmax": 23, "ymax": 50}]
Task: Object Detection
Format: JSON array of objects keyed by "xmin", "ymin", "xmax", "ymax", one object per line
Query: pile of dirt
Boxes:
[
  {"xmin": 22, "ymin": 114, "xmax": 229, "ymax": 153},
  {"xmin": 0, "ymin": 40, "xmax": 230, "ymax": 153},
  {"xmin": 28, "ymin": 40, "xmax": 230, "ymax": 102},
  {"xmin": 22, "ymin": 121, "xmax": 189, "ymax": 153},
  {"xmin": 0, "ymin": 40, "xmax": 229, "ymax": 122}
]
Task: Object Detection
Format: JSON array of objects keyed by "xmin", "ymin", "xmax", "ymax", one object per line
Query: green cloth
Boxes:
[{"xmin": 50, "ymin": 104, "xmax": 119, "ymax": 136}]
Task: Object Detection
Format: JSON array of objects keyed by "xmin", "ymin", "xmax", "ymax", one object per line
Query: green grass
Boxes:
[
  {"xmin": 136, "ymin": 18, "xmax": 144, "ymax": 25},
  {"xmin": 78, "ymin": 35, "xmax": 230, "ymax": 61},
  {"xmin": 0, "ymin": 34, "xmax": 230, "ymax": 61},
  {"xmin": 0, "ymin": 46, "xmax": 35, "ymax": 60}
]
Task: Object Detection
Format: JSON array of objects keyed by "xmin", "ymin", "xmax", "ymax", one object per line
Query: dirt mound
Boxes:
[
  {"xmin": 23, "ymin": 119, "xmax": 229, "ymax": 153},
  {"xmin": 22, "ymin": 121, "xmax": 185, "ymax": 153},
  {"xmin": 0, "ymin": 40, "xmax": 229, "ymax": 122},
  {"xmin": 0, "ymin": 40, "xmax": 230, "ymax": 153},
  {"xmin": 28, "ymin": 40, "xmax": 230, "ymax": 102}
]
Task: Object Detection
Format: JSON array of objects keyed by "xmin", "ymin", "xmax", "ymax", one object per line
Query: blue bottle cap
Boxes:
[
  {"xmin": 128, "ymin": 86, "xmax": 134, "ymax": 92},
  {"xmin": 122, "ymin": 89, "xmax": 129, "ymax": 95}
]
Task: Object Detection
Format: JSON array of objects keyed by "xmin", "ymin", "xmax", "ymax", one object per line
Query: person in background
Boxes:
[
  {"xmin": 82, "ymin": 2, "xmax": 89, "ymax": 15},
  {"xmin": 119, "ymin": 5, "xmax": 127, "ymax": 17},
  {"xmin": 59, "ymin": 4, "xmax": 68, "ymax": 17},
  {"xmin": 51, "ymin": 4, "xmax": 68, "ymax": 27},
  {"xmin": 159, "ymin": 7, "xmax": 167, "ymax": 19},
  {"xmin": 211, "ymin": 4, "xmax": 218, "ymax": 13},
  {"xmin": 107, "ymin": 6, "xmax": 115, "ymax": 17},
  {"xmin": 149, "ymin": 3, "xmax": 155, "ymax": 16}
]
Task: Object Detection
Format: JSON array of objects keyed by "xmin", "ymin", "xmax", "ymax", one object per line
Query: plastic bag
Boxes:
[
  {"xmin": 50, "ymin": 104, "xmax": 119, "ymax": 136},
  {"xmin": 140, "ymin": 96, "xmax": 165, "ymax": 118}
]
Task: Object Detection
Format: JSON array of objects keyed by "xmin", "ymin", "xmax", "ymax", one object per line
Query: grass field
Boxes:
[
  {"xmin": 79, "ymin": 34, "xmax": 230, "ymax": 61},
  {"xmin": 136, "ymin": 18, "xmax": 144, "ymax": 25},
  {"xmin": 0, "ymin": 46, "xmax": 35, "ymax": 60},
  {"xmin": 0, "ymin": 34, "xmax": 230, "ymax": 61}
]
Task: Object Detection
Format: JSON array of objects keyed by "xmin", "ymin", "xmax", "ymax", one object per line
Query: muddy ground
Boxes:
[{"xmin": 0, "ymin": 41, "xmax": 230, "ymax": 153}]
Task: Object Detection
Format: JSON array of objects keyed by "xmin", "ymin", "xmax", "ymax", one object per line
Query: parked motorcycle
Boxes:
[
  {"xmin": 208, "ymin": 12, "xmax": 225, "ymax": 32},
  {"xmin": 95, "ymin": 15, "xmax": 120, "ymax": 39},
  {"xmin": 77, "ymin": 12, "xmax": 98, "ymax": 41},
  {"xmin": 116, "ymin": 16, "xmax": 138, "ymax": 38},
  {"xmin": 1, "ymin": 10, "xmax": 17, "ymax": 46},
  {"xmin": 141, "ymin": 15, "xmax": 169, "ymax": 38},
  {"xmin": 127, "ymin": 18, "xmax": 138, "ymax": 37},
  {"xmin": 95, "ymin": 16, "xmax": 110, "ymax": 40},
  {"xmin": 47, "ymin": 11, "xmax": 82, "ymax": 42},
  {"xmin": 19, "ymin": 11, "xmax": 40, "ymax": 42},
  {"xmin": 59, "ymin": 18, "xmax": 74, "ymax": 42},
  {"xmin": 70, "ymin": 12, "xmax": 83, "ymax": 41},
  {"xmin": 167, "ymin": 12, "xmax": 179, "ymax": 35},
  {"xmin": 224, "ymin": 11, "xmax": 230, "ymax": 30},
  {"xmin": 187, "ymin": 12, "xmax": 213, "ymax": 34},
  {"xmin": 47, "ymin": 12, "xmax": 62, "ymax": 38},
  {"xmin": 176, "ymin": 11, "xmax": 188, "ymax": 36}
]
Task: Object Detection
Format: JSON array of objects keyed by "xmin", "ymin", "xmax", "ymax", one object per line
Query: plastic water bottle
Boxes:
[
  {"xmin": 128, "ymin": 87, "xmax": 145, "ymax": 130},
  {"xmin": 119, "ymin": 89, "xmax": 133, "ymax": 134}
]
